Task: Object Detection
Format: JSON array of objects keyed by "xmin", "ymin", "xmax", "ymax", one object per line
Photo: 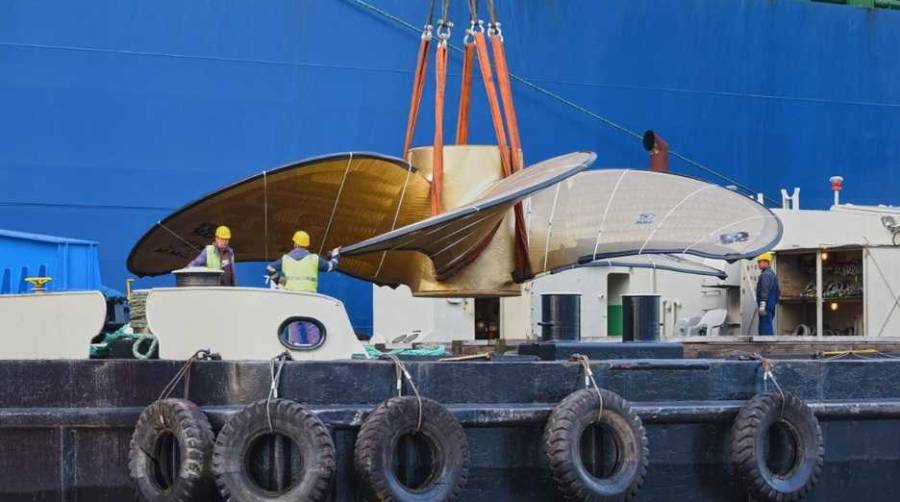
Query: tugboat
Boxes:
[
  {"xmin": 5, "ymin": 3, "xmax": 900, "ymax": 502},
  {"xmin": 6, "ymin": 131, "xmax": 896, "ymax": 502}
]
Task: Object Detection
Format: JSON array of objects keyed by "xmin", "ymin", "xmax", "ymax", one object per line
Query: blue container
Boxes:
[{"xmin": 0, "ymin": 229, "xmax": 104, "ymax": 294}]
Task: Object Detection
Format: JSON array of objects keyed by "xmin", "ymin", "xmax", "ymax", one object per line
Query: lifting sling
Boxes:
[{"xmin": 401, "ymin": 0, "xmax": 533, "ymax": 278}]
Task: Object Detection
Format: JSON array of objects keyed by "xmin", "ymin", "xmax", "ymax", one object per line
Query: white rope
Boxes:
[
  {"xmin": 761, "ymin": 359, "xmax": 786, "ymax": 417},
  {"xmin": 637, "ymin": 184, "xmax": 714, "ymax": 255},
  {"xmin": 679, "ymin": 214, "xmax": 767, "ymax": 257},
  {"xmin": 542, "ymin": 184, "xmax": 562, "ymax": 273},
  {"xmin": 320, "ymin": 153, "xmax": 353, "ymax": 255},
  {"xmin": 431, "ymin": 213, "xmax": 498, "ymax": 257},
  {"xmin": 263, "ymin": 170, "xmax": 269, "ymax": 262},
  {"xmin": 267, "ymin": 352, "xmax": 289, "ymax": 432},
  {"xmin": 438, "ymin": 216, "xmax": 508, "ymax": 271},
  {"xmin": 572, "ymin": 354, "xmax": 603, "ymax": 418},
  {"xmin": 375, "ymin": 163, "xmax": 413, "ymax": 278},
  {"xmin": 592, "ymin": 170, "xmax": 629, "ymax": 260},
  {"xmin": 158, "ymin": 349, "xmax": 211, "ymax": 401},
  {"xmin": 157, "ymin": 221, "xmax": 200, "ymax": 252},
  {"xmin": 386, "ymin": 353, "xmax": 424, "ymax": 431}
]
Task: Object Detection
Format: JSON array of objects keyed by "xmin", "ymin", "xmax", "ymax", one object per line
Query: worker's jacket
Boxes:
[
  {"xmin": 189, "ymin": 245, "xmax": 236, "ymax": 286},
  {"xmin": 267, "ymin": 248, "xmax": 338, "ymax": 293},
  {"xmin": 756, "ymin": 267, "xmax": 780, "ymax": 311}
]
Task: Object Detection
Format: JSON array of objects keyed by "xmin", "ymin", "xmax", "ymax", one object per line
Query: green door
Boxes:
[{"xmin": 607, "ymin": 305, "xmax": 623, "ymax": 337}]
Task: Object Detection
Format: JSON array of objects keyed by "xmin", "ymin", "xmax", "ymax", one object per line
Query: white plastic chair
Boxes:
[
  {"xmin": 686, "ymin": 309, "xmax": 728, "ymax": 337},
  {"xmin": 676, "ymin": 316, "xmax": 701, "ymax": 336}
]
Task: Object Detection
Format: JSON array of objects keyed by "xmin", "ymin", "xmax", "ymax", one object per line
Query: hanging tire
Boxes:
[
  {"xmin": 354, "ymin": 396, "xmax": 470, "ymax": 501},
  {"xmin": 731, "ymin": 392, "xmax": 824, "ymax": 502},
  {"xmin": 543, "ymin": 388, "xmax": 649, "ymax": 502},
  {"xmin": 128, "ymin": 398, "xmax": 215, "ymax": 502},
  {"xmin": 211, "ymin": 399, "xmax": 335, "ymax": 502}
]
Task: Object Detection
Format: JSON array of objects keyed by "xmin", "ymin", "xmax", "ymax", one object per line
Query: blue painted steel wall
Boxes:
[
  {"xmin": 2, "ymin": 0, "xmax": 899, "ymax": 335},
  {"xmin": 0, "ymin": 229, "xmax": 103, "ymax": 294}
]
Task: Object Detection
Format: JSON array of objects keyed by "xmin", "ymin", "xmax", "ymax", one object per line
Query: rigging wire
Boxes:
[
  {"xmin": 344, "ymin": 0, "xmax": 777, "ymax": 205},
  {"xmin": 263, "ymin": 170, "xmax": 269, "ymax": 262},
  {"xmin": 156, "ymin": 221, "xmax": 200, "ymax": 252}
]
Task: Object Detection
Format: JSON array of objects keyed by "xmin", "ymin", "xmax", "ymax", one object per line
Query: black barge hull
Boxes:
[{"xmin": 3, "ymin": 358, "xmax": 900, "ymax": 501}]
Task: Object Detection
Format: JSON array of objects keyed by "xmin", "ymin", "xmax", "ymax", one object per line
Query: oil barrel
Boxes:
[
  {"xmin": 622, "ymin": 294, "xmax": 660, "ymax": 342},
  {"xmin": 540, "ymin": 293, "xmax": 581, "ymax": 341}
]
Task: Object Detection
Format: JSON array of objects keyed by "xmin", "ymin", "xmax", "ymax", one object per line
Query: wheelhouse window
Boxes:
[{"xmin": 278, "ymin": 317, "xmax": 326, "ymax": 350}]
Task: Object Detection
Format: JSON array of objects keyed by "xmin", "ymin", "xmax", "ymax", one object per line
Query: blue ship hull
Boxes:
[{"xmin": 3, "ymin": 0, "xmax": 900, "ymax": 334}]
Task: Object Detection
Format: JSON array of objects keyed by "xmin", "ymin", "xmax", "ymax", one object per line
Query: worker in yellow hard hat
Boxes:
[
  {"xmin": 266, "ymin": 230, "xmax": 340, "ymax": 293},
  {"xmin": 754, "ymin": 251, "xmax": 780, "ymax": 336},
  {"xmin": 188, "ymin": 225, "xmax": 237, "ymax": 286}
]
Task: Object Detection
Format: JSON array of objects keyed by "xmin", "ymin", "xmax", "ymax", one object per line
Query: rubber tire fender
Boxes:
[
  {"xmin": 211, "ymin": 399, "xmax": 336, "ymax": 502},
  {"xmin": 731, "ymin": 391, "xmax": 824, "ymax": 502},
  {"xmin": 354, "ymin": 396, "xmax": 470, "ymax": 502},
  {"xmin": 543, "ymin": 388, "xmax": 649, "ymax": 502},
  {"xmin": 128, "ymin": 398, "xmax": 216, "ymax": 502}
]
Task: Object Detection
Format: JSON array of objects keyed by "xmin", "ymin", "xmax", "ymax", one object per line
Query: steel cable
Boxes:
[{"xmin": 345, "ymin": 0, "xmax": 776, "ymax": 204}]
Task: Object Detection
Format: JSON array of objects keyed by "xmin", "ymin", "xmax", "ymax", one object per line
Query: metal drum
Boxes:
[
  {"xmin": 540, "ymin": 293, "xmax": 581, "ymax": 341},
  {"xmin": 622, "ymin": 294, "xmax": 661, "ymax": 342},
  {"xmin": 172, "ymin": 267, "xmax": 223, "ymax": 287}
]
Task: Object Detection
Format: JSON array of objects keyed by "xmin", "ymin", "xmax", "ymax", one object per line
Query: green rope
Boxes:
[
  {"xmin": 89, "ymin": 324, "xmax": 138, "ymax": 358},
  {"xmin": 357, "ymin": 344, "xmax": 450, "ymax": 359}
]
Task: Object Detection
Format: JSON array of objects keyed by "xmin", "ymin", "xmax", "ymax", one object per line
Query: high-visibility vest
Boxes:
[
  {"xmin": 205, "ymin": 245, "xmax": 222, "ymax": 270},
  {"xmin": 282, "ymin": 253, "xmax": 319, "ymax": 292}
]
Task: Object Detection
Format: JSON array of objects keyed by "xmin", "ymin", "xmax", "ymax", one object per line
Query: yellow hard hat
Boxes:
[
  {"xmin": 292, "ymin": 230, "xmax": 310, "ymax": 247},
  {"xmin": 756, "ymin": 251, "xmax": 774, "ymax": 262},
  {"xmin": 215, "ymin": 225, "xmax": 232, "ymax": 239}
]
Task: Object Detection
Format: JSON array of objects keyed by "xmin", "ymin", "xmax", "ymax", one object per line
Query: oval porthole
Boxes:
[{"xmin": 277, "ymin": 317, "xmax": 326, "ymax": 350}]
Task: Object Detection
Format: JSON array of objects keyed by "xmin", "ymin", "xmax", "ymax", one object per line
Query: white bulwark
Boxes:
[
  {"xmin": 0, "ymin": 291, "xmax": 106, "ymax": 359},
  {"xmin": 146, "ymin": 287, "xmax": 366, "ymax": 360}
]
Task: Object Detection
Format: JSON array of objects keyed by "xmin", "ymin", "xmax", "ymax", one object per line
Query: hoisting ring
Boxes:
[
  {"xmin": 487, "ymin": 20, "xmax": 503, "ymax": 40},
  {"xmin": 436, "ymin": 19, "xmax": 453, "ymax": 44}
]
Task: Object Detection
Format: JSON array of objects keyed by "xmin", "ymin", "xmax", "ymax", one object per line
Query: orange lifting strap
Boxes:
[
  {"xmin": 455, "ymin": 4, "xmax": 478, "ymax": 145},
  {"xmin": 491, "ymin": 33, "xmax": 522, "ymax": 173},
  {"xmin": 430, "ymin": 1, "xmax": 452, "ymax": 215},
  {"xmin": 482, "ymin": 0, "xmax": 532, "ymax": 278},
  {"xmin": 473, "ymin": 25, "xmax": 531, "ymax": 278},
  {"xmin": 455, "ymin": 41, "xmax": 476, "ymax": 145},
  {"xmin": 401, "ymin": 0, "xmax": 533, "ymax": 277},
  {"xmin": 402, "ymin": 5, "xmax": 435, "ymax": 158},
  {"xmin": 473, "ymin": 31, "xmax": 512, "ymax": 177},
  {"xmin": 432, "ymin": 35, "xmax": 449, "ymax": 215}
]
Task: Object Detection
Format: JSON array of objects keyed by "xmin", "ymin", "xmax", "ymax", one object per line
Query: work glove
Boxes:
[
  {"xmin": 758, "ymin": 302, "xmax": 767, "ymax": 316},
  {"xmin": 330, "ymin": 246, "xmax": 342, "ymax": 259}
]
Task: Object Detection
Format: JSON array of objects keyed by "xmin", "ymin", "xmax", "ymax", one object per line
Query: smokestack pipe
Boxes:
[
  {"xmin": 830, "ymin": 176, "xmax": 844, "ymax": 206},
  {"xmin": 643, "ymin": 130, "xmax": 669, "ymax": 173}
]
